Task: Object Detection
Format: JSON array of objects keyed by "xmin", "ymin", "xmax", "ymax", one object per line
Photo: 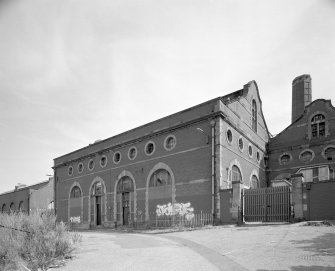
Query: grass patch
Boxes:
[{"xmin": 0, "ymin": 211, "xmax": 81, "ymax": 271}]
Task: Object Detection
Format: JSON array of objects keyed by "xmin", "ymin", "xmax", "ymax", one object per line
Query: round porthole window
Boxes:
[
  {"xmin": 299, "ymin": 150, "xmax": 314, "ymax": 163},
  {"xmin": 88, "ymin": 159, "xmax": 95, "ymax": 171},
  {"xmin": 100, "ymin": 155, "xmax": 107, "ymax": 167},
  {"xmin": 128, "ymin": 147, "xmax": 137, "ymax": 160},
  {"xmin": 164, "ymin": 135, "xmax": 176, "ymax": 151},
  {"xmin": 68, "ymin": 166, "xmax": 73, "ymax": 176},
  {"xmin": 238, "ymin": 137, "xmax": 244, "ymax": 152},
  {"xmin": 77, "ymin": 163, "xmax": 84, "ymax": 173},
  {"xmin": 113, "ymin": 152, "xmax": 121, "ymax": 164},
  {"xmin": 226, "ymin": 129, "xmax": 233, "ymax": 144},
  {"xmin": 248, "ymin": 144, "xmax": 253, "ymax": 157},
  {"xmin": 145, "ymin": 141, "xmax": 155, "ymax": 156}
]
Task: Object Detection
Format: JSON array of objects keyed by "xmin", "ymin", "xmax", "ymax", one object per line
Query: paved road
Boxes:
[
  {"xmin": 60, "ymin": 223, "xmax": 335, "ymax": 271},
  {"xmin": 60, "ymin": 231, "xmax": 245, "ymax": 271}
]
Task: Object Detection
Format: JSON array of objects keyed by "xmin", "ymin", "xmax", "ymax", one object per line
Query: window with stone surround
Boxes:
[{"xmin": 311, "ymin": 114, "xmax": 325, "ymax": 138}]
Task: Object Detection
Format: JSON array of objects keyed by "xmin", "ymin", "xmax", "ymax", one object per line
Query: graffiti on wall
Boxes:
[
  {"xmin": 156, "ymin": 202, "xmax": 194, "ymax": 221},
  {"xmin": 70, "ymin": 216, "xmax": 81, "ymax": 224}
]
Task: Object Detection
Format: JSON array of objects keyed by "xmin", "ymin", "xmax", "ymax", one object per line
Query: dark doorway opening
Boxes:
[
  {"xmin": 122, "ymin": 192, "xmax": 129, "ymax": 225},
  {"xmin": 96, "ymin": 196, "xmax": 102, "ymax": 226}
]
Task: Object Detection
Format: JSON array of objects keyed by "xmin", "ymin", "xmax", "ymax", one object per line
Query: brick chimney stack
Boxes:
[{"xmin": 292, "ymin": 74, "xmax": 312, "ymax": 123}]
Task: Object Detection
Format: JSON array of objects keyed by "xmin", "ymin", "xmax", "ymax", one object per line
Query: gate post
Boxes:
[
  {"xmin": 232, "ymin": 180, "xmax": 242, "ymax": 224},
  {"xmin": 291, "ymin": 173, "xmax": 304, "ymax": 221}
]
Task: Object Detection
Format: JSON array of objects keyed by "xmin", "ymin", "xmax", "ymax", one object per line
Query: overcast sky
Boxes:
[{"xmin": 0, "ymin": 0, "xmax": 334, "ymax": 193}]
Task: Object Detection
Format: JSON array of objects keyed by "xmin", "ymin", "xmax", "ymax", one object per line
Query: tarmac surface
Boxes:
[{"xmin": 60, "ymin": 222, "xmax": 335, "ymax": 271}]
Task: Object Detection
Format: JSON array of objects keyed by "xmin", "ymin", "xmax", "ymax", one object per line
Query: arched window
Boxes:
[
  {"xmin": 252, "ymin": 100, "xmax": 257, "ymax": 132},
  {"xmin": 70, "ymin": 186, "xmax": 82, "ymax": 198},
  {"xmin": 2, "ymin": 204, "xmax": 6, "ymax": 213},
  {"xmin": 92, "ymin": 181, "xmax": 103, "ymax": 196},
  {"xmin": 18, "ymin": 201, "xmax": 24, "ymax": 212},
  {"xmin": 117, "ymin": 176, "xmax": 134, "ymax": 193},
  {"xmin": 311, "ymin": 114, "xmax": 325, "ymax": 138},
  {"xmin": 149, "ymin": 169, "xmax": 171, "ymax": 187},
  {"xmin": 279, "ymin": 153, "xmax": 292, "ymax": 165},
  {"xmin": 229, "ymin": 165, "xmax": 242, "ymax": 188},
  {"xmin": 10, "ymin": 202, "xmax": 15, "ymax": 211},
  {"xmin": 250, "ymin": 175, "xmax": 259, "ymax": 189}
]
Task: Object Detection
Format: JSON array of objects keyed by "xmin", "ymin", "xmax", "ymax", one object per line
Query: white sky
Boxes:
[{"xmin": 0, "ymin": 0, "xmax": 334, "ymax": 193}]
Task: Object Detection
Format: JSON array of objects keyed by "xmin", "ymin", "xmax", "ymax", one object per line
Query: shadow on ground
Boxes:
[
  {"xmin": 258, "ymin": 266, "xmax": 335, "ymax": 271},
  {"xmin": 290, "ymin": 233, "xmax": 335, "ymax": 256}
]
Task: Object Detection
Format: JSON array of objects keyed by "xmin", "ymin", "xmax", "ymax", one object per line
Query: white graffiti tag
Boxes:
[
  {"xmin": 70, "ymin": 216, "xmax": 81, "ymax": 224},
  {"xmin": 156, "ymin": 202, "xmax": 195, "ymax": 221}
]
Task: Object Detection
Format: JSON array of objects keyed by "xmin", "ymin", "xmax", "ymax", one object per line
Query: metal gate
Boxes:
[{"xmin": 243, "ymin": 186, "xmax": 291, "ymax": 222}]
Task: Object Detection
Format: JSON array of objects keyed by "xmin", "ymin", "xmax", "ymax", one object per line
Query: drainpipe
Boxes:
[{"xmin": 210, "ymin": 119, "xmax": 216, "ymax": 224}]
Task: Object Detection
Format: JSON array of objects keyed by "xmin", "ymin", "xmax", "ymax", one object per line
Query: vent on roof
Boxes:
[{"xmin": 15, "ymin": 183, "xmax": 26, "ymax": 191}]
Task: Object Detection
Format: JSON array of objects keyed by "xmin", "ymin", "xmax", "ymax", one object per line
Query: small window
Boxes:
[
  {"xmin": 70, "ymin": 186, "xmax": 82, "ymax": 198},
  {"xmin": 68, "ymin": 166, "xmax": 73, "ymax": 176},
  {"xmin": 145, "ymin": 141, "xmax": 155, "ymax": 156},
  {"xmin": 248, "ymin": 145, "xmax": 253, "ymax": 157},
  {"xmin": 92, "ymin": 181, "xmax": 103, "ymax": 195},
  {"xmin": 2, "ymin": 204, "xmax": 6, "ymax": 213},
  {"xmin": 238, "ymin": 137, "xmax": 244, "ymax": 152},
  {"xmin": 113, "ymin": 152, "xmax": 121, "ymax": 164},
  {"xmin": 299, "ymin": 150, "xmax": 314, "ymax": 163},
  {"xmin": 78, "ymin": 163, "xmax": 84, "ymax": 173},
  {"xmin": 164, "ymin": 135, "xmax": 176, "ymax": 151},
  {"xmin": 88, "ymin": 159, "xmax": 95, "ymax": 171},
  {"xmin": 128, "ymin": 147, "xmax": 137, "ymax": 160},
  {"xmin": 324, "ymin": 146, "xmax": 335, "ymax": 161},
  {"xmin": 256, "ymin": 151, "xmax": 260, "ymax": 162},
  {"xmin": 226, "ymin": 129, "xmax": 233, "ymax": 144},
  {"xmin": 279, "ymin": 153, "xmax": 291, "ymax": 165},
  {"xmin": 100, "ymin": 155, "xmax": 107, "ymax": 167},
  {"xmin": 10, "ymin": 202, "xmax": 15, "ymax": 211}
]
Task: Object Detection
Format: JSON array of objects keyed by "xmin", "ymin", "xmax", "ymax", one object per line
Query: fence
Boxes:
[{"xmin": 134, "ymin": 212, "xmax": 213, "ymax": 228}]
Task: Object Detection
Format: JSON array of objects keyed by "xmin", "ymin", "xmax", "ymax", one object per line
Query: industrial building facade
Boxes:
[
  {"xmin": 53, "ymin": 81, "xmax": 269, "ymax": 228},
  {"xmin": 2, "ymin": 74, "xmax": 333, "ymax": 227}
]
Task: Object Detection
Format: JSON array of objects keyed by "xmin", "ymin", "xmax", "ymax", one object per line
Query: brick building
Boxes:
[
  {"xmin": 268, "ymin": 75, "xmax": 335, "ymax": 220},
  {"xmin": 53, "ymin": 81, "xmax": 269, "ymax": 228},
  {"xmin": 3, "ymin": 74, "xmax": 332, "ymax": 226},
  {"xmin": 0, "ymin": 177, "xmax": 54, "ymax": 214},
  {"xmin": 268, "ymin": 74, "xmax": 335, "ymax": 184}
]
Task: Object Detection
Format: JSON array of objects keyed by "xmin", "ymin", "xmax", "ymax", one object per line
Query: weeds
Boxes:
[{"xmin": 0, "ymin": 211, "xmax": 81, "ymax": 271}]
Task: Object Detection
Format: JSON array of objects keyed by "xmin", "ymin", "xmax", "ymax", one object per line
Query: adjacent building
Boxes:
[
  {"xmin": 268, "ymin": 75, "xmax": 335, "ymax": 220},
  {"xmin": 0, "ymin": 177, "xmax": 54, "ymax": 214}
]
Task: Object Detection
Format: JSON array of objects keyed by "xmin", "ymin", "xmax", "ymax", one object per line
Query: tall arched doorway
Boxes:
[
  {"xmin": 89, "ymin": 178, "xmax": 106, "ymax": 227},
  {"xmin": 116, "ymin": 176, "xmax": 134, "ymax": 225}
]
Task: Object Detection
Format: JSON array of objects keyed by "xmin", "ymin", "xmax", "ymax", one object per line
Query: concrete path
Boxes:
[
  {"xmin": 60, "ymin": 223, "xmax": 335, "ymax": 271},
  {"xmin": 166, "ymin": 223, "xmax": 335, "ymax": 271},
  {"xmin": 59, "ymin": 231, "xmax": 243, "ymax": 271}
]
